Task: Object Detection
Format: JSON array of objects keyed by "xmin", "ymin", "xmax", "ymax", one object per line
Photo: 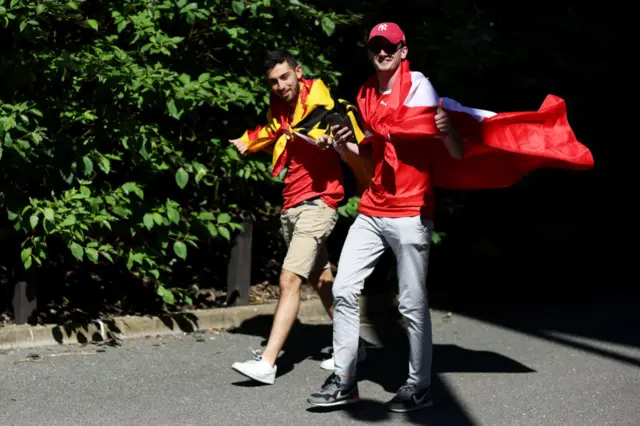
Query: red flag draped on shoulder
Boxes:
[{"xmin": 356, "ymin": 60, "xmax": 594, "ymax": 189}]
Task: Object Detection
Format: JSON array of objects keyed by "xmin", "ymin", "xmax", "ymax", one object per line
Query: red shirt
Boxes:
[
  {"xmin": 358, "ymin": 93, "xmax": 436, "ymax": 220},
  {"xmin": 281, "ymin": 137, "xmax": 344, "ymax": 212}
]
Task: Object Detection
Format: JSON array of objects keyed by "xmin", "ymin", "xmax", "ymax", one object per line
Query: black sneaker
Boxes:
[
  {"xmin": 386, "ymin": 383, "xmax": 433, "ymax": 412},
  {"xmin": 307, "ymin": 373, "xmax": 360, "ymax": 407}
]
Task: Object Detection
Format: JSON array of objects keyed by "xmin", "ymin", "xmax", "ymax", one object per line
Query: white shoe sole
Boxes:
[
  {"xmin": 320, "ymin": 348, "xmax": 367, "ymax": 371},
  {"xmin": 231, "ymin": 363, "xmax": 275, "ymax": 385},
  {"xmin": 319, "ymin": 358, "xmax": 335, "ymax": 371},
  {"xmin": 307, "ymin": 397, "xmax": 360, "ymax": 407}
]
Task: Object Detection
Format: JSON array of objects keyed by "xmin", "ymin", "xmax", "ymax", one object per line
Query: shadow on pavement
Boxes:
[
  {"xmin": 227, "ymin": 314, "xmax": 333, "ymax": 379},
  {"xmin": 306, "ymin": 384, "xmax": 475, "ymax": 426},
  {"xmin": 446, "ymin": 298, "xmax": 640, "ymax": 368},
  {"xmin": 229, "ymin": 296, "xmax": 535, "ymax": 424},
  {"xmin": 428, "ymin": 276, "xmax": 640, "ymax": 369}
]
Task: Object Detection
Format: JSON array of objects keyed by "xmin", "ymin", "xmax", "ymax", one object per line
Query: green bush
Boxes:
[{"xmin": 0, "ymin": 0, "xmax": 358, "ymax": 310}]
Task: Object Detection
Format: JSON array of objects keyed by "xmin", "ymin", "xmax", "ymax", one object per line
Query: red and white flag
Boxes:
[{"xmin": 356, "ymin": 60, "xmax": 595, "ymax": 189}]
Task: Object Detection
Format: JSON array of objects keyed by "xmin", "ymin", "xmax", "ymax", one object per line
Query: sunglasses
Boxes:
[{"xmin": 367, "ymin": 42, "xmax": 402, "ymax": 54}]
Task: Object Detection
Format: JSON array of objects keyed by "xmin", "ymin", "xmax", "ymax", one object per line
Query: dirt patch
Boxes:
[{"xmin": 195, "ymin": 281, "xmax": 318, "ymax": 307}]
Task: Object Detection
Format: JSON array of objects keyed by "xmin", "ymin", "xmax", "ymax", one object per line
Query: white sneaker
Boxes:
[
  {"xmin": 320, "ymin": 343, "xmax": 367, "ymax": 371},
  {"xmin": 231, "ymin": 348, "xmax": 277, "ymax": 384}
]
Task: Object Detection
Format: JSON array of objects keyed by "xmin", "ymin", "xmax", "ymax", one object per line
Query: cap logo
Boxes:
[{"xmin": 377, "ymin": 24, "xmax": 388, "ymax": 31}]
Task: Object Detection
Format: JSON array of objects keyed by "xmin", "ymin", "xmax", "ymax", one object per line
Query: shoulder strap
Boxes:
[
  {"xmin": 333, "ymin": 99, "xmax": 367, "ymax": 143},
  {"xmin": 293, "ymin": 97, "xmax": 367, "ymax": 145},
  {"xmin": 294, "ymin": 106, "xmax": 330, "ymax": 134}
]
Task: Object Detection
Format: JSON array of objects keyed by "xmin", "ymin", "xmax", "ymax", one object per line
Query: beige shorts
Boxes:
[{"xmin": 280, "ymin": 198, "xmax": 338, "ymax": 281}]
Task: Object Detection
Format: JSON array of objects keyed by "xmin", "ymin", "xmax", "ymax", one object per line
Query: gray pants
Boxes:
[{"xmin": 332, "ymin": 213, "xmax": 433, "ymax": 387}]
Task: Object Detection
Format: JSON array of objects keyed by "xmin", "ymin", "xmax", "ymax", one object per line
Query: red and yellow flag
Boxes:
[{"xmin": 239, "ymin": 78, "xmax": 372, "ymax": 195}]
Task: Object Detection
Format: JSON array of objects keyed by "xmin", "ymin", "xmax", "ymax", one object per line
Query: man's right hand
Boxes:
[
  {"xmin": 315, "ymin": 134, "xmax": 334, "ymax": 151},
  {"xmin": 230, "ymin": 137, "xmax": 249, "ymax": 155},
  {"xmin": 331, "ymin": 124, "xmax": 354, "ymax": 145}
]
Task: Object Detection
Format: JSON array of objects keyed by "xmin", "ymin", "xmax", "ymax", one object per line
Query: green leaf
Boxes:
[
  {"xmin": 43, "ymin": 208, "xmax": 54, "ymax": 221},
  {"xmin": 100, "ymin": 251, "xmax": 114, "ymax": 263},
  {"xmin": 153, "ymin": 212, "xmax": 164, "ymax": 225},
  {"xmin": 21, "ymin": 247, "xmax": 32, "ymax": 264},
  {"xmin": 122, "ymin": 181, "xmax": 137, "ymax": 194},
  {"xmin": 432, "ymin": 232, "xmax": 445, "ymax": 245},
  {"xmin": 192, "ymin": 162, "xmax": 208, "ymax": 183},
  {"xmin": 99, "ymin": 157, "xmax": 111, "ymax": 174},
  {"xmin": 157, "ymin": 284, "xmax": 175, "ymax": 304},
  {"xmin": 173, "ymin": 241, "xmax": 187, "ymax": 260},
  {"xmin": 128, "ymin": 251, "xmax": 144, "ymax": 267},
  {"xmin": 29, "ymin": 214, "xmax": 39, "ymax": 229},
  {"xmin": 232, "ymin": 1, "xmax": 245, "ymax": 16},
  {"xmin": 69, "ymin": 242, "xmax": 84, "ymax": 261},
  {"xmin": 163, "ymin": 291, "xmax": 175, "ymax": 304},
  {"xmin": 218, "ymin": 226, "xmax": 231, "ymax": 240},
  {"xmin": 167, "ymin": 207, "xmax": 180, "ymax": 224},
  {"xmin": 122, "ymin": 182, "xmax": 144, "ymax": 199},
  {"xmin": 158, "ymin": 286, "xmax": 175, "ymax": 305},
  {"xmin": 217, "ymin": 213, "xmax": 231, "ymax": 224},
  {"xmin": 7, "ymin": 209, "xmax": 18, "ymax": 221},
  {"xmin": 86, "ymin": 19, "xmax": 99, "ymax": 31},
  {"xmin": 85, "ymin": 248, "xmax": 99, "ymax": 263},
  {"xmin": 166, "ymin": 99, "xmax": 183, "ymax": 119},
  {"xmin": 112, "ymin": 206, "xmax": 131, "ymax": 218},
  {"xmin": 143, "ymin": 213, "xmax": 154, "ymax": 230},
  {"xmin": 321, "ymin": 16, "xmax": 335, "ymax": 36},
  {"xmin": 36, "ymin": 4, "xmax": 46, "ymax": 14},
  {"xmin": 61, "ymin": 215, "xmax": 77, "ymax": 227},
  {"xmin": 117, "ymin": 20, "xmax": 128, "ymax": 33},
  {"xmin": 82, "ymin": 156, "xmax": 93, "ymax": 175},
  {"xmin": 180, "ymin": 2, "xmax": 197, "ymax": 13},
  {"xmin": 198, "ymin": 211, "xmax": 214, "ymax": 221},
  {"xmin": 175, "ymin": 168, "xmax": 189, "ymax": 189},
  {"xmin": 206, "ymin": 222, "xmax": 218, "ymax": 237}
]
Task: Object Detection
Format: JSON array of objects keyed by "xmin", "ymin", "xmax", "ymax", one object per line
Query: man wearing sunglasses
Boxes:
[{"xmin": 308, "ymin": 22, "xmax": 463, "ymax": 412}]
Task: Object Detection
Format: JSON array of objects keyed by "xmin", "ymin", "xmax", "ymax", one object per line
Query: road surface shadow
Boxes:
[
  {"xmin": 430, "ymin": 286, "xmax": 640, "ymax": 368},
  {"xmin": 229, "ymin": 304, "xmax": 534, "ymax": 424}
]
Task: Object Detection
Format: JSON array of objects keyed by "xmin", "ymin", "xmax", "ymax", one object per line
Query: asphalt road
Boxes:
[{"xmin": 0, "ymin": 300, "xmax": 638, "ymax": 426}]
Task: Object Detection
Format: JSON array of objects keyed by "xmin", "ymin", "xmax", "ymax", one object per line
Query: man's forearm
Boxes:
[
  {"xmin": 340, "ymin": 142, "xmax": 372, "ymax": 160},
  {"xmin": 442, "ymin": 126, "xmax": 464, "ymax": 159},
  {"xmin": 341, "ymin": 142, "xmax": 360, "ymax": 156}
]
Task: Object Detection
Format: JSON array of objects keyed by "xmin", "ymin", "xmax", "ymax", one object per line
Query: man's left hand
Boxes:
[
  {"xmin": 331, "ymin": 124, "xmax": 354, "ymax": 144},
  {"xmin": 435, "ymin": 98, "xmax": 451, "ymax": 134}
]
